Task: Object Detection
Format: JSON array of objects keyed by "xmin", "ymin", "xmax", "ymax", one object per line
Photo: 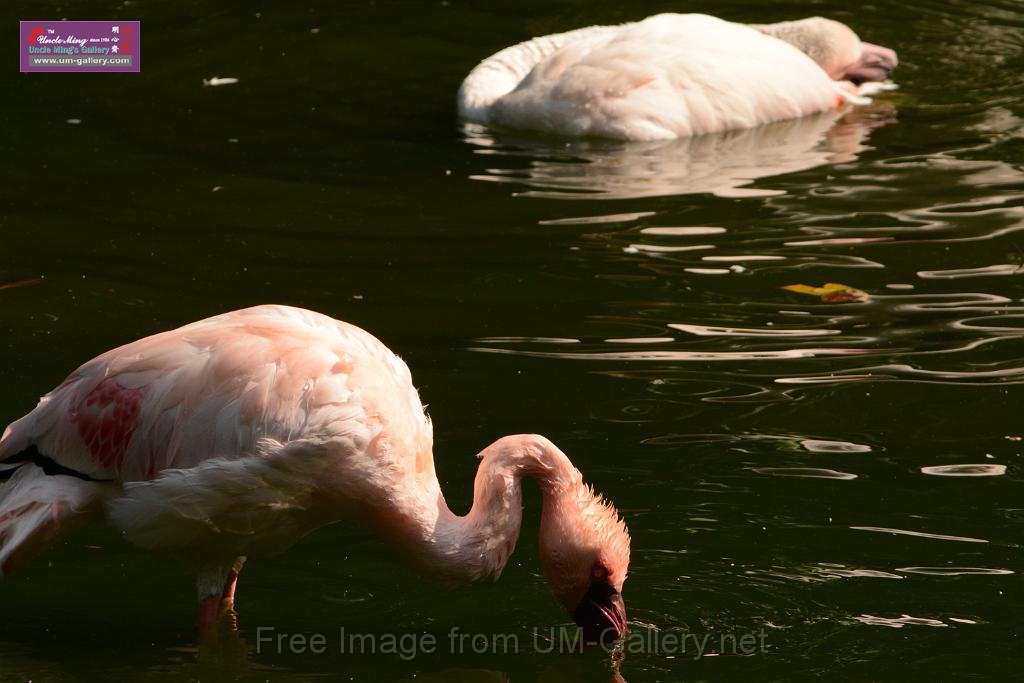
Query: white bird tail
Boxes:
[
  {"xmin": 0, "ymin": 464, "xmax": 106, "ymax": 576},
  {"xmin": 457, "ymin": 24, "xmax": 619, "ymax": 123}
]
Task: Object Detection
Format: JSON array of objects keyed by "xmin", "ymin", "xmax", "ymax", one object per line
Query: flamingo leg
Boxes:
[
  {"xmin": 220, "ymin": 569, "xmax": 240, "ymax": 610},
  {"xmin": 196, "ymin": 557, "xmax": 246, "ymax": 640},
  {"xmin": 197, "ymin": 595, "xmax": 222, "ymax": 635}
]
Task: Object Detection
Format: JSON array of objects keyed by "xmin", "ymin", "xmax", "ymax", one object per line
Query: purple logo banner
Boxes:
[{"xmin": 20, "ymin": 20, "xmax": 140, "ymax": 73}]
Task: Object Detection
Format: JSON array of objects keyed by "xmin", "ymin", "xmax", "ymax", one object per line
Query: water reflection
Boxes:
[
  {"xmin": 896, "ymin": 566, "xmax": 1014, "ymax": 576},
  {"xmin": 800, "ymin": 440, "xmax": 872, "ymax": 453},
  {"xmin": 813, "ymin": 566, "xmax": 903, "ymax": 579},
  {"xmin": 854, "ymin": 614, "xmax": 949, "ymax": 628},
  {"xmin": 849, "ymin": 527, "xmax": 988, "ymax": 544},
  {"xmin": 752, "ymin": 467, "xmax": 858, "ymax": 480},
  {"xmin": 472, "ymin": 287, "xmax": 1024, "ymax": 392},
  {"xmin": 920, "ymin": 464, "xmax": 1007, "ymax": 476},
  {"xmin": 465, "ymin": 105, "xmax": 895, "ymax": 200}
]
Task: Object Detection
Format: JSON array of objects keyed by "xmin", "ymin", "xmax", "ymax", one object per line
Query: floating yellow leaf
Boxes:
[{"xmin": 782, "ymin": 282, "xmax": 869, "ymax": 303}]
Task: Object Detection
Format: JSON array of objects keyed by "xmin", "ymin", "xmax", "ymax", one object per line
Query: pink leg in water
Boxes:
[
  {"xmin": 197, "ymin": 568, "xmax": 242, "ymax": 637},
  {"xmin": 197, "ymin": 595, "xmax": 222, "ymax": 635},
  {"xmin": 221, "ymin": 569, "xmax": 239, "ymax": 607}
]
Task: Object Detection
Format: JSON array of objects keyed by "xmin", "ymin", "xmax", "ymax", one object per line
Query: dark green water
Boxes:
[{"xmin": 2, "ymin": 1, "xmax": 1023, "ymax": 680}]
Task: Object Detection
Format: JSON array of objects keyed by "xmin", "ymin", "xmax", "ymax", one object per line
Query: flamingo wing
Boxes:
[{"xmin": 0, "ymin": 305, "xmax": 431, "ymax": 484}]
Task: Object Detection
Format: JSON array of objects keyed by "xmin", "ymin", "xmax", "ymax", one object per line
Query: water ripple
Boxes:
[
  {"xmin": 896, "ymin": 566, "xmax": 1014, "ymax": 576},
  {"xmin": 752, "ymin": 467, "xmax": 858, "ymax": 480},
  {"xmin": 670, "ymin": 324, "xmax": 841, "ymax": 338},
  {"xmin": 920, "ymin": 464, "xmax": 1007, "ymax": 476},
  {"xmin": 472, "ymin": 288, "xmax": 1024, "ymax": 391},
  {"xmin": 815, "ymin": 567, "xmax": 903, "ymax": 579},
  {"xmin": 855, "ymin": 614, "xmax": 950, "ymax": 628},
  {"xmin": 918, "ymin": 264, "xmax": 1021, "ymax": 278},
  {"xmin": 470, "ymin": 346, "xmax": 875, "ymax": 361},
  {"xmin": 538, "ymin": 211, "xmax": 655, "ymax": 225},
  {"xmin": 777, "ymin": 363, "xmax": 1024, "ymax": 386},
  {"xmin": 800, "ymin": 439, "xmax": 872, "ymax": 453},
  {"xmin": 640, "ymin": 227, "xmax": 727, "ymax": 236},
  {"xmin": 849, "ymin": 526, "xmax": 989, "ymax": 544}
]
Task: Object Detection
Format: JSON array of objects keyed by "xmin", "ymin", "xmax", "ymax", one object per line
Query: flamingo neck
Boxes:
[
  {"xmin": 457, "ymin": 24, "xmax": 619, "ymax": 123},
  {"xmin": 750, "ymin": 18, "xmax": 860, "ymax": 80},
  {"xmin": 409, "ymin": 434, "xmax": 579, "ymax": 584}
]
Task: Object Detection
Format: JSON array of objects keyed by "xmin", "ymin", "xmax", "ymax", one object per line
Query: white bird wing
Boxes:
[{"xmin": 491, "ymin": 14, "xmax": 844, "ymax": 140}]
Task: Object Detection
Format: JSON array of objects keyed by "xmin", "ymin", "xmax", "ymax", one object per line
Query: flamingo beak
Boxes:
[
  {"xmin": 845, "ymin": 42, "xmax": 898, "ymax": 84},
  {"xmin": 572, "ymin": 582, "xmax": 627, "ymax": 646}
]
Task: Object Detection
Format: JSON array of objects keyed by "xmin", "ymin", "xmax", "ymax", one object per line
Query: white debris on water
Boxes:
[{"xmin": 203, "ymin": 76, "xmax": 240, "ymax": 87}]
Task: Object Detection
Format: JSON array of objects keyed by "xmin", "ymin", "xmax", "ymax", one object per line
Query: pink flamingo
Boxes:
[
  {"xmin": 0, "ymin": 305, "xmax": 630, "ymax": 642},
  {"xmin": 459, "ymin": 13, "xmax": 898, "ymax": 140}
]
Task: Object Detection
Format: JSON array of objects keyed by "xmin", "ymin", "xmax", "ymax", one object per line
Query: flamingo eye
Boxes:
[{"xmin": 592, "ymin": 565, "xmax": 607, "ymax": 580}]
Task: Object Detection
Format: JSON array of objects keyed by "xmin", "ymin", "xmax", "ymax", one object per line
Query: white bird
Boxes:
[
  {"xmin": 0, "ymin": 305, "xmax": 630, "ymax": 642},
  {"xmin": 458, "ymin": 13, "xmax": 898, "ymax": 141}
]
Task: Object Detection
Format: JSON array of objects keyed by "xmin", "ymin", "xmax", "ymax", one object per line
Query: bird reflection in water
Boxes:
[{"xmin": 465, "ymin": 103, "xmax": 896, "ymax": 200}]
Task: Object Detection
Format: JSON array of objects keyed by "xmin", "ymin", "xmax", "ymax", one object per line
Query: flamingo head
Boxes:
[
  {"xmin": 754, "ymin": 17, "xmax": 898, "ymax": 85},
  {"xmin": 842, "ymin": 41, "xmax": 899, "ymax": 85},
  {"xmin": 538, "ymin": 479, "xmax": 631, "ymax": 646}
]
